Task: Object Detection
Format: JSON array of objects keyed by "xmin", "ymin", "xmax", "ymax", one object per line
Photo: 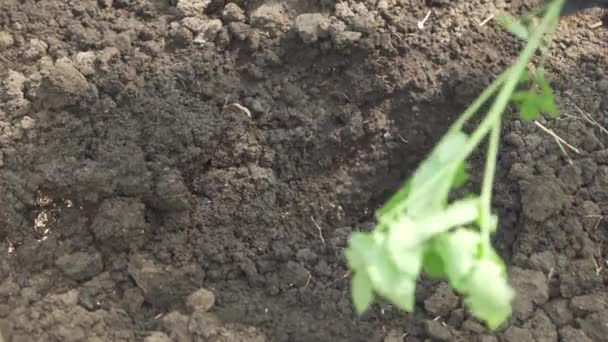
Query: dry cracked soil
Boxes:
[{"xmin": 0, "ymin": 0, "xmax": 607, "ymax": 341}]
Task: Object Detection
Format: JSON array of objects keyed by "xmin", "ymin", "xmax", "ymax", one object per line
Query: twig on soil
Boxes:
[
  {"xmin": 323, "ymin": 271, "xmax": 351, "ymax": 288},
  {"xmin": 586, "ymin": 215, "xmax": 604, "ymax": 230},
  {"xmin": 417, "ymin": 11, "xmax": 432, "ymax": 29},
  {"xmin": 310, "ymin": 216, "xmax": 326, "ymax": 245},
  {"xmin": 589, "ymin": 21, "xmax": 603, "ymax": 29},
  {"xmin": 224, "ymin": 103, "xmax": 252, "ymax": 119},
  {"xmin": 574, "ymin": 104, "xmax": 608, "ymax": 137},
  {"xmin": 534, "ymin": 121, "xmax": 581, "ymax": 154},
  {"xmin": 555, "ymin": 138, "xmax": 574, "ymax": 165},
  {"xmin": 303, "ymin": 271, "xmax": 312, "ymax": 288},
  {"xmin": 479, "ymin": 14, "xmax": 495, "ymax": 27},
  {"xmin": 547, "ymin": 267, "xmax": 555, "ymax": 280},
  {"xmin": 398, "ymin": 134, "xmax": 409, "ymax": 144}
]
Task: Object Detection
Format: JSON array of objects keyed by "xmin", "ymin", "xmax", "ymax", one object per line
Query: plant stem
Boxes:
[
  {"xmin": 447, "ymin": 71, "xmax": 509, "ymax": 135},
  {"xmin": 476, "ymin": 0, "xmax": 564, "ymax": 233},
  {"xmin": 382, "ymin": 0, "xmax": 564, "ymax": 223}
]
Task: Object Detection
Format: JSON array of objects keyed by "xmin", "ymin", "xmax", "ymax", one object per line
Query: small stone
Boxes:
[
  {"xmin": 524, "ymin": 309, "xmax": 558, "ymax": 342},
  {"xmin": 383, "ymin": 329, "xmax": 404, "ymax": 342},
  {"xmin": 528, "ymin": 251, "xmax": 556, "ymax": 273},
  {"xmin": 249, "ymin": 3, "xmax": 288, "ymax": 32},
  {"xmin": 520, "ymin": 177, "xmax": 566, "ymax": 222},
  {"xmin": 97, "ymin": 47, "xmax": 120, "ymax": 65},
  {"xmin": 36, "ymin": 62, "xmax": 91, "ymax": 109},
  {"xmin": 114, "ymin": 32, "xmax": 132, "ymax": 52},
  {"xmin": 332, "ymin": 30, "xmax": 362, "ymax": 47},
  {"xmin": 462, "ymin": 319, "xmax": 486, "ymax": 333},
  {"xmin": 0, "ymin": 279, "xmax": 20, "ymax": 298},
  {"xmin": 78, "ymin": 288, "xmax": 99, "ymax": 311},
  {"xmin": 597, "ymin": 79, "xmax": 608, "ymax": 92},
  {"xmin": 181, "ymin": 17, "xmax": 207, "ymax": 33},
  {"xmin": 558, "ymin": 164, "xmax": 583, "ymax": 194},
  {"xmin": 153, "ymin": 173, "xmax": 190, "ymax": 211},
  {"xmin": 24, "ymin": 38, "xmax": 48, "ymax": 60},
  {"xmin": 510, "ymin": 267, "xmax": 549, "ymax": 320},
  {"xmin": 222, "ymin": 3, "xmax": 245, "ymax": 22},
  {"xmin": 350, "ymin": 14, "xmax": 376, "ymax": 33},
  {"xmin": 560, "ymin": 259, "xmax": 603, "ymax": 298},
  {"xmin": 558, "ymin": 326, "xmax": 592, "ymax": 342},
  {"xmin": 589, "ymin": 166, "xmax": 608, "ymax": 201},
  {"xmin": 74, "ymin": 51, "xmax": 96, "ymax": 76},
  {"xmin": 186, "ymin": 288, "xmax": 215, "ymax": 312},
  {"xmin": 122, "ymin": 287, "xmax": 144, "ymax": 314},
  {"xmin": 502, "ymin": 326, "xmax": 534, "ymax": 342},
  {"xmin": 127, "ymin": 255, "xmax": 198, "ymax": 309},
  {"xmin": 170, "ymin": 27, "xmax": 194, "ymax": 47},
  {"xmin": 577, "ymin": 310, "xmax": 608, "ymax": 341},
  {"xmin": 55, "ymin": 251, "xmax": 104, "ymax": 281},
  {"xmin": 0, "ymin": 31, "xmax": 14, "ymax": 48},
  {"xmin": 161, "ymin": 311, "xmax": 191, "ymax": 342},
  {"xmin": 447, "ymin": 308, "xmax": 465, "ymax": 328},
  {"xmin": 424, "ymin": 283, "xmax": 459, "ymax": 317},
  {"xmin": 543, "ymin": 299, "xmax": 573, "ymax": 326},
  {"xmin": 425, "ymin": 320, "xmax": 451, "ymax": 341},
  {"xmin": 479, "ymin": 336, "xmax": 498, "ymax": 342},
  {"xmin": 20, "ymin": 116, "xmax": 34, "ymax": 130},
  {"xmin": 97, "ymin": 0, "xmax": 113, "ymax": 8},
  {"xmin": 144, "ymin": 331, "xmax": 172, "ymax": 342},
  {"xmin": 176, "ymin": 0, "xmax": 211, "ymax": 17},
  {"xmin": 193, "ymin": 19, "xmax": 222, "ymax": 44},
  {"xmin": 571, "ymin": 294, "xmax": 606, "ymax": 316},
  {"xmin": 295, "ymin": 13, "xmax": 330, "ymax": 44}
]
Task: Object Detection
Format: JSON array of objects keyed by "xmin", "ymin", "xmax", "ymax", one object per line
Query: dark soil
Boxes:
[{"xmin": 0, "ymin": 0, "xmax": 607, "ymax": 341}]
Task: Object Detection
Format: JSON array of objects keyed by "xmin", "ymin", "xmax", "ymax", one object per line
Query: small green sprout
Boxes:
[{"xmin": 345, "ymin": 0, "xmax": 565, "ymax": 330}]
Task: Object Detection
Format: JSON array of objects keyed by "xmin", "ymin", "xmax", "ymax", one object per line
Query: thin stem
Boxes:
[
  {"xmin": 381, "ymin": 0, "xmax": 564, "ymax": 221},
  {"xmin": 447, "ymin": 71, "xmax": 509, "ymax": 135},
  {"xmin": 476, "ymin": 0, "xmax": 563, "ymax": 230},
  {"xmin": 480, "ymin": 119, "xmax": 501, "ymax": 239}
]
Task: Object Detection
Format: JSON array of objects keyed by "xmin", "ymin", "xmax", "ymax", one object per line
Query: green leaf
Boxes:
[
  {"xmin": 405, "ymin": 132, "xmax": 469, "ymax": 218},
  {"xmin": 423, "ymin": 244, "xmax": 447, "ymax": 278},
  {"xmin": 452, "ymin": 162, "xmax": 471, "ymax": 189},
  {"xmin": 386, "ymin": 218, "xmax": 424, "ymax": 276},
  {"xmin": 519, "ymin": 99, "xmax": 540, "ymax": 121},
  {"xmin": 434, "ymin": 228, "xmax": 481, "ymax": 291},
  {"xmin": 496, "ymin": 15, "xmax": 529, "ymax": 41},
  {"xmin": 377, "ymin": 178, "xmax": 412, "ymax": 219},
  {"xmin": 535, "ymin": 71, "xmax": 559, "ymax": 117},
  {"xmin": 352, "ymin": 271, "xmax": 374, "ymax": 314},
  {"xmin": 345, "ymin": 232, "xmax": 376, "ymax": 270},
  {"xmin": 464, "ymin": 259, "xmax": 514, "ymax": 330}
]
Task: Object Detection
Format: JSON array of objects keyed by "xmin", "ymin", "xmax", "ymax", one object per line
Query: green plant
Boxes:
[{"xmin": 345, "ymin": 0, "xmax": 565, "ymax": 330}]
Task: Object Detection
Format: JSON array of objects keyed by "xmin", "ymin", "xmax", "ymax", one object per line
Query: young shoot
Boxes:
[{"xmin": 345, "ymin": 0, "xmax": 565, "ymax": 329}]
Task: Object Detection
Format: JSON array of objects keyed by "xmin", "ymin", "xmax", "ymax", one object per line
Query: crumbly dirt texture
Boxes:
[{"xmin": 0, "ymin": 0, "xmax": 607, "ymax": 341}]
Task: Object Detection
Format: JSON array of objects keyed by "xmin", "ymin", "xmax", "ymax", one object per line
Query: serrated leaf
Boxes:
[
  {"xmin": 464, "ymin": 259, "xmax": 514, "ymax": 330},
  {"xmin": 496, "ymin": 15, "xmax": 529, "ymax": 41},
  {"xmin": 434, "ymin": 229, "xmax": 481, "ymax": 291},
  {"xmin": 345, "ymin": 230, "xmax": 418, "ymax": 313},
  {"xmin": 352, "ymin": 271, "xmax": 374, "ymax": 314},
  {"xmin": 535, "ymin": 72, "xmax": 558, "ymax": 117},
  {"xmin": 519, "ymin": 99, "xmax": 540, "ymax": 121},
  {"xmin": 510, "ymin": 91, "xmax": 533, "ymax": 102}
]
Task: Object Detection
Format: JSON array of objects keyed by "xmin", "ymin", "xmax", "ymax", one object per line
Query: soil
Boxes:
[{"xmin": 0, "ymin": 0, "xmax": 607, "ymax": 341}]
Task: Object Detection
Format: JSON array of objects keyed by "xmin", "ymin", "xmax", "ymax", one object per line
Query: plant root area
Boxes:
[{"xmin": 0, "ymin": 0, "xmax": 607, "ymax": 341}]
